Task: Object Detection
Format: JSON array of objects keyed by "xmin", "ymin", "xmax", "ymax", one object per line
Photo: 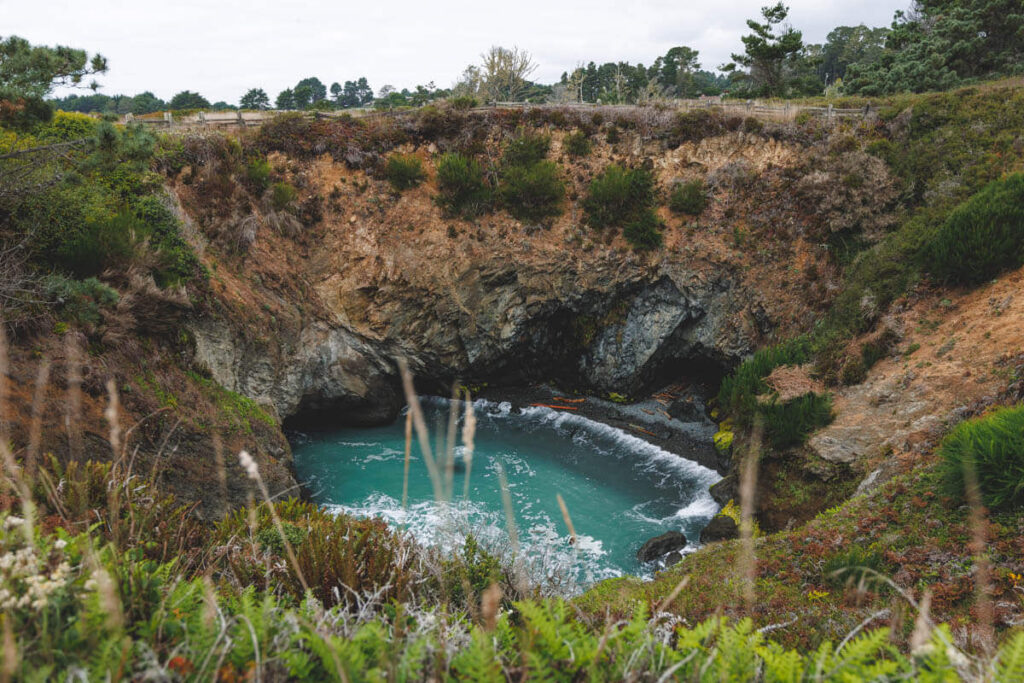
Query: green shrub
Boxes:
[
  {"xmin": 440, "ymin": 535, "xmax": 503, "ymax": 606},
  {"xmin": 44, "ymin": 275, "xmax": 119, "ymax": 325},
  {"xmin": 436, "ymin": 152, "xmax": 491, "ymax": 217},
  {"xmin": 449, "ymin": 96, "xmax": 479, "ymax": 110},
  {"xmin": 384, "ymin": 153, "xmax": 426, "ymax": 191},
  {"xmin": 255, "ymin": 522, "xmax": 308, "ymax": 555},
  {"xmin": 131, "ymin": 195, "xmax": 202, "ymax": 286},
  {"xmin": 499, "ymin": 160, "xmax": 564, "ymax": 221},
  {"xmin": 924, "ymin": 173, "xmax": 1024, "ymax": 285},
  {"xmin": 716, "ymin": 336, "xmax": 813, "ymax": 421},
  {"xmin": 823, "ymin": 546, "xmax": 884, "ymax": 587},
  {"xmin": 56, "ymin": 209, "xmax": 140, "ymax": 277},
  {"xmin": 245, "ymin": 157, "xmax": 272, "ymax": 193},
  {"xmin": 270, "ymin": 181, "xmax": 298, "ymax": 211},
  {"xmin": 761, "ymin": 392, "xmax": 834, "ymax": 449},
  {"xmin": 563, "ymin": 130, "xmax": 592, "ymax": 158},
  {"xmin": 582, "ymin": 164, "xmax": 656, "ymax": 229},
  {"xmin": 502, "ymin": 128, "xmax": 551, "ymax": 168},
  {"xmin": 669, "ymin": 179, "xmax": 707, "ymax": 215},
  {"xmin": 939, "ymin": 405, "xmax": 1024, "ymax": 509},
  {"xmin": 623, "ymin": 208, "xmax": 663, "ymax": 250}
]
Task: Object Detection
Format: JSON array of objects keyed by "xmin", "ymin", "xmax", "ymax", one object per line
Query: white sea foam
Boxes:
[{"xmin": 325, "ymin": 492, "xmax": 620, "ymax": 590}]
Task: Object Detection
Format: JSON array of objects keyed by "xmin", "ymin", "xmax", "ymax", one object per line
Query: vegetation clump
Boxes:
[
  {"xmin": 499, "ymin": 160, "xmax": 564, "ymax": 222},
  {"xmin": 939, "ymin": 405, "xmax": 1024, "ymax": 510},
  {"xmin": 435, "ymin": 152, "xmax": 491, "ymax": 217},
  {"xmin": 383, "ymin": 153, "xmax": 426, "ymax": 191},
  {"xmin": 582, "ymin": 164, "xmax": 663, "ymax": 249},
  {"xmin": 562, "ymin": 129, "xmax": 592, "ymax": 157},
  {"xmin": 668, "ymin": 179, "xmax": 707, "ymax": 215},
  {"xmin": 924, "ymin": 173, "xmax": 1024, "ymax": 285}
]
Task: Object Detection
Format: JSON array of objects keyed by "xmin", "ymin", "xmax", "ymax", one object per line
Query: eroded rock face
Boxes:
[
  {"xmin": 191, "ymin": 318, "xmax": 402, "ymax": 426},
  {"xmin": 190, "ymin": 263, "xmax": 756, "ymax": 427}
]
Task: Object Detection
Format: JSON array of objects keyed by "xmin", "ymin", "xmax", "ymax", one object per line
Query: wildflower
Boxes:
[
  {"xmin": 238, "ymin": 450, "xmax": 259, "ymax": 480},
  {"xmin": 3, "ymin": 516, "xmax": 24, "ymax": 529},
  {"xmin": 53, "ymin": 539, "xmax": 67, "ymax": 550}
]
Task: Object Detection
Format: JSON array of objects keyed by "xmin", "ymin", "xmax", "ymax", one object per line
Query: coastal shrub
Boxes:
[
  {"xmin": 716, "ymin": 336, "xmax": 813, "ymax": 421},
  {"xmin": 439, "ymin": 535, "xmax": 503, "ymax": 606},
  {"xmin": 130, "ymin": 195, "xmax": 201, "ymax": 285},
  {"xmin": 623, "ymin": 208, "xmax": 664, "ymax": 250},
  {"xmin": 244, "ymin": 156, "xmax": 272, "ymax": 193},
  {"xmin": 582, "ymin": 164, "xmax": 656, "ymax": 229},
  {"xmin": 384, "ymin": 153, "xmax": 426, "ymax": 191},
  {"xmin": 56, "ymin": 209, "xmax": 140, "ymax": 277},
  {"xmin": 761, "ymin": 392, "xmax": 834, "ymax": 449},
  {"xmin": 939, "ymin": 405, "xmax": 1024, "ymax": 509},
  {"xmin": 669, "ymin": 179, "xmax": 707, "ymax": 215},
  {"xmin": 499, "ymin": 160, "xmax": 564, "ymax": 221},
  {"xmin": 269, "ymin": 181, "xmax": 298, "ymax": 211},
  {"xmin": 436, "ymin": 152, "xmax": 491, "ymax": 217},
  {"xmin": 924, "ymin": 173, "xmax": 1024, "ymax": 285},
  {"xmin": 449, "ymin": 95, "xmax": 479, "ymax": 110},
  {"xmin": 563, "ymin": 130, "xmax": 592, "ymax": 158},
  {"xmin": 44, "ymin": 275, "xmax": 119, "ymax": 325},
  {"xmin": 215, "ymin": 498, "xmax": 418, "ymax": 608},
  {"xmin": 823, "ymin": 545, "xmax": 884, "ymax": 587},
  {"xmin": 502, "ymin": 127, "xmax": 551, "ymax": 168}
]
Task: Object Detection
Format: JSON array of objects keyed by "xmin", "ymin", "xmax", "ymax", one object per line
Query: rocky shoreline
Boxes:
[{"xmin": 475, "ymin": 382, "xmax": 726, "ymax": 475}]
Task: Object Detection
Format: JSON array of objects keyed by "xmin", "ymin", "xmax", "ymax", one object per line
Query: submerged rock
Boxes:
[
  {"xmin": 700, "ymin": 514, "xmax": 739, "ymax": 543},
  {"xmin": 637, "ymin": 530, "xmax": 688, "ymax": 563}
]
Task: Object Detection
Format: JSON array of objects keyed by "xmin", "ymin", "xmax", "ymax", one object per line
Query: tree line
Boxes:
[{"xmin": 35, "ymin": 0, "xmax": 1024, "ymax": 116}]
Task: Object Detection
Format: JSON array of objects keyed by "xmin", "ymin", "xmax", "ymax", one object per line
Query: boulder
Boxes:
[
  {"xmin": 636, "ymin": 530, "xmax": 687, "ymax": 563},
  {"xmin": 700, "ymin": 514, "xmax": 739, "ymax": 543}
]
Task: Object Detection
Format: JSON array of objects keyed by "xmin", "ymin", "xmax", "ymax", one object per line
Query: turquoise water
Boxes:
[{"xmin": 291, "ymin": 398, "xmax": 721, "ymax": 588}]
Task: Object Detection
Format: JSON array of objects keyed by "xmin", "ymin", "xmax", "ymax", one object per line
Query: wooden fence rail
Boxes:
[{"xmin": 121, "ymin": 99, "xmax": 869, "ymax": 129}]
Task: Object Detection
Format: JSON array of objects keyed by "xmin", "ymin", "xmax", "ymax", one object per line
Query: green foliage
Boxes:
[
  {"xmin": 502, "ymin": 128, "xmax": 550, "ymax": 168},
  {"xmin": 727, "ymin": 3, "xmax": 806, "ymax": 97},
  {"xmin": 563, "ymin": 130, "xmax": 592, "ymax": 158},
  {"xmin": 717, "ymin": 336, "xmax": 813, "ymax": 421},
  {"xmin": 187, "ymin": 371, "xmax": 276, "ymax": 434},
  {"xmin": 822, "ymin": 545, "xmax": 884, "ymax": 587},
  {"xmin": 582, "ymin": 164, "xmax": 656, "ymax": 230},
  {"xmin": 622, "ymin": 208, "xmax": 664, "ymax": 250},
  {"xmin": 449, "ymin": 95, "xmax": 479, "ymax": 110},
  {"xmin": 435, "ymin": 152, "xmax": 491, "ymax": 217},
  {"xmin": 440, "ymin": 535, "xmax": 503, "ymax": 605},
  {"xmin": 255, "ymin": 522, "xmax": 308, "ymax": 555},
  {"xmin": 669, "ymin": 179, "xmax": 707, "ymax": 215},
  {"xmin": 35, "ymin": 110, "xmax": 97, "ymax": 141},
  {"xmin": 499, "ymin": 160, "xmax": 564, "ymax": 222},
  {"xmin": 0, "ymin": 35, "xmax": 107, "ymax": 130},
  {"xmin": 939, "ymin": 405, "xmax": 1024, "ymax": 510},
  {"xmin": 167, "ymin": 90, "xmax": 210, "ymax": 110},
  {"xmin": 244, "ymin": 157, "xmax": 272, "ymax": 193},
  {"xmin": 924, "ymin": 173, "xmax": 1024, "ymax": 285},
  {"xmin": 270, "ymin": 181, "xmax": 298, "ymax": 211},
  {"xmin": 761, "ymin": 392, "xmax": 835, "ymax": 449},
  {"xmin": 383, "ymin": 153, "xmax": 426, "ymax": 191},
  {"xmin": 845, "ymin": 0, "xmax": 1024, "ymax": 96},
  {"xmin": 43, "ymin": 274, "xmax": 118, "ymax": 325}
]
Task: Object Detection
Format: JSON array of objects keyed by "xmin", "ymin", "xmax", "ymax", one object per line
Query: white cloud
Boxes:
[{"xmin": 2, "ymin": 0, "xmax": 902, "ymax": 104}]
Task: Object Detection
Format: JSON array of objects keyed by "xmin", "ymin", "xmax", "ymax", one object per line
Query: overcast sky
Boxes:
[{"xmin": 4, "ymin": 0, "xmax": 904, "ymax": 104}]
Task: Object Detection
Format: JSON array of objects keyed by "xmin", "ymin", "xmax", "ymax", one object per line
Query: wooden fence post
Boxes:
[{"xmin": 163, "ymin": 111, "xmax": 173, "ymax": 127}]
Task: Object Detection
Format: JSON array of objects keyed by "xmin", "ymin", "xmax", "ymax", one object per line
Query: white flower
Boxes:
[
  {"xmin": 4, "ymin": 516, "xmax": 24, "ymax": 529},
  {"xmin": 53, "ymin": 539, "xmax": 68, "ymax": 550},
  {"xmin": 238, "ymin": 450, "xmax": 260, "ymax": 480}
]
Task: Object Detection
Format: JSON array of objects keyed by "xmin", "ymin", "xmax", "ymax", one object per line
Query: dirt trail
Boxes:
[{"xmin": 809, "ymin": 265, "xmax": 1024, "ymax": 482}]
